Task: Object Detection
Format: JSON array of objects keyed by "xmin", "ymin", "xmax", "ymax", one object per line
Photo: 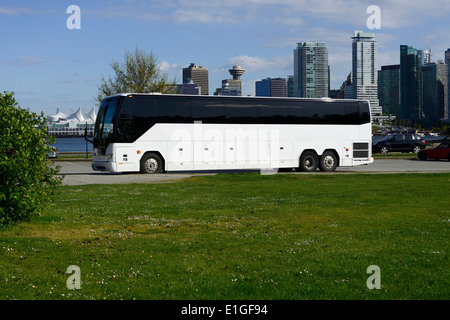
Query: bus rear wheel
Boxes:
[
  {"xmin": 297, "ymin": 151, "xmax": 318, "ymax": 172},
  {"xmin": 140, "ymin": 153, "xmax": 163, "ymax": 174},
  {"xmin": 319, "ymin": 151, "xmax": 338, "ymax": 172}
]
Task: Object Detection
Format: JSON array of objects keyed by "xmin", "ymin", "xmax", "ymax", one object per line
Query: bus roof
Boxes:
[{"xmin": 103, "ymin": 92, "xmax": 365, "ymax": 104}]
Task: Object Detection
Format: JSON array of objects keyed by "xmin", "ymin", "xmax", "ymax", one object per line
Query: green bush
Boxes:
[{"xmin": 0, "ymin": 91, "xmax": 61, "ymax": 227}]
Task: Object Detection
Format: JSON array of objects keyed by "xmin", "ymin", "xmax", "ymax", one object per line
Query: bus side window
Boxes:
[
  {"xmin": 116, "ymin": 97, "xmax": 135, "ymax": 141},
  {"xmin": 224, "ymin": 99, "xmax": 257, "ymax": 124},
  {"xmin": 134, "ymin": 96, "xmax": 156, "ymax": 139},
  {"xmin": 257, "ymin": 101, "xmax": 287, "ymax": 124},
  {"xmin": 192, "ymin": 98, "xmax": 225, "ymax": 123},
  {"xmin": 345, "ymin": 102, "xmax": 360, "ymax": 124},
  {"xmin": 156, "ymin": 97, "xmax": 192, "ymax": 123},
  {"xmin": 359, "ymin": 102, "xmax": 371, "ymax": 124}
]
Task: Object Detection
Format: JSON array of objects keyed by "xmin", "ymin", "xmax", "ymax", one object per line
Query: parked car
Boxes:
[
  {"xmin": 47, "ymin": 146, "xmax": 59, "ymax": 158},
  {"xmin": 418, "ymin": 141, "xmax": 450, "ymax": 161},
  {"xmin": 372, "ymin": 134, "xmax": 426, "ymax": 154}
]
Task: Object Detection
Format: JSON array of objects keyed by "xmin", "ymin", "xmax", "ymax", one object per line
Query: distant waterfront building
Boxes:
[
  {"xmin": 400, "ymin": 45, "xmax": 423, "ymax": 120},
  {"xmin": 215, "ymin": 62, "xmax": 245, "ymax": 96},
  {"xmin": 181, "ymin": 78, "xmax": 201, "ymax": 95},
  {"xmin": 328, "ymin": 89, "xmax": 340, "ymax": 99},
  {"xmin": 293, "ymin": 42, "xmax": 329, "ymax": 98},
  {"xmin": 418, "ymin": 48, "xmax": 432, "ymax": 65},
  {"xmin": 341, "ymin": 72, "xmax": 353, "ymax": 99},
  {"xmin": 47, "ymin": 107, "xmax": 96, "ymax": 136},
  {"xmin": 255, "ymin": 78, "xmax": 286, "ymax": 97},
  {"xmin": 378, "ymin": 65, "xmax": 400, "ymax": 117},
  {"xmin": 347, "ymin": 31, "xmax": 381, "ymax": 116},
  {"xmin": 422, "ymin": 62, "xmax": 448, "ymax": 120},
  {"xmin": 183, "ymin": 63, "xmax": 209, "ymax": 95},
  {"xmin": 286, "ymin": 75, "xmax": 294, "ymax": 97}
]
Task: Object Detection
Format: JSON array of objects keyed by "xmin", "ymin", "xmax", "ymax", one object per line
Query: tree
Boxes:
[
  {"xmin": 0, "ymin": 91, "xmax": 61, "ymax": 227},
  {"xmin": 96, "ymin": 47, "xmax": 178, "ymax": 103}
]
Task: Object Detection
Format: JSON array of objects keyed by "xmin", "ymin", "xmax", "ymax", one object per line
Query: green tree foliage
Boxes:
[
  {"xmin": 0, "ymin": 91, "xmax": 61, "ymax": 227},
  {"xmin": 96, "ymin": 47, "xmax": 178, "ymax": 103}
]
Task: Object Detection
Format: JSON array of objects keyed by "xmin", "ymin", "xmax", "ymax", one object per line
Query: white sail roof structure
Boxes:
[
  {"xmin": 83, "ymin": 107, "xmax": 97, "ymax": 123},
  {"xmin": 65, "ymin": 107, "xmax": 86, "ymax": 123},
  {"xmin": 48, "ymin": 108, "xmax": 70, "ymax": 122}
]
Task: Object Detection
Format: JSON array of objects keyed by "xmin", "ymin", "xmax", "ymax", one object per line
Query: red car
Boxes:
[{"xmin": 418, "ymin": 141, "xmax": 450, "ymax": 161}]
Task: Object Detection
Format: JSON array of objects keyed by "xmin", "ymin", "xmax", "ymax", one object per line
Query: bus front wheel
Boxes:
[{"xmin": 140, "ymin": 153, "xmax": 163, "ymax": 174}]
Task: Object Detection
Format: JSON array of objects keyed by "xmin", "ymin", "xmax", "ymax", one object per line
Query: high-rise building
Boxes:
[
  {"xmin": 445, "ymin": 48, "xmax": 450, "ymax": 120},
  {"xmin": 422, "ymin": 62, "xmax": 448, "ymax": 120},
  {"xmin": 286, "ymin": 75, "xmax": 294, "ymax": 97},
  {"xmin": 378, "ymin": 65, "xmax": 400, "ymax": 117},
  {"xmin": 347, "ymin": 31, "xmax": 380, "ymax": 115},
  {"xmin": 255, "ymin": 78, "xmax": 286, "ymax": 97},
  {"xmin": 182, "ymin": 63, "xmax": 209, "ymax": 95},
  {"xmin": 400, "ymin": 45, "xmax": 423, "ymax": 120},
  {"xmin": 293, "ymin": 42, "xmax": 329, "ymax": 98},
  {"xmin": 418, "ymin": 48, "xmax": 432, "ymax": 65}
]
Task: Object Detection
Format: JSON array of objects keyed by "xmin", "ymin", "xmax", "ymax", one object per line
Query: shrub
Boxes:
[{"xmin": 0, "ymin": 91, "xmax": 61, "ymax": 227}]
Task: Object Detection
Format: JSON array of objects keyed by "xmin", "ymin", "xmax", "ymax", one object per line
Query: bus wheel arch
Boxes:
[
  {"xmin": 296, "ymin": 150, "xmax": 319, "ymax": 172},
  {"xmin": 319, "ymin": 149, "xmax": 339, "ymax": 172},
  {"xmin": 140, "ymin": 151, "xmax": 165, "ymax": 174}
]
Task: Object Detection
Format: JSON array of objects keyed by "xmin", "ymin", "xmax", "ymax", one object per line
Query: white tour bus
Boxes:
[{"xmin": 91, "ymin": 93, "xmax": 373, "ymax": 173}]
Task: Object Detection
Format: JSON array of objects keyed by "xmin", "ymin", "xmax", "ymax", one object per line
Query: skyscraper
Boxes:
[
  {"xmin": 182, "ymin": 63, "xmax": 209, "ymax": 95},
  {"xmin": 445, "ymin": 48, "xmax": 450, "ymax": 119},
  {"xmin": 286, "ymin": 75, "xmax": 294, "ymax": 97},
  {"xmin": 348, "ymin": 31, "xmax": 380, "ymax": 115},
  {"xmin": 378, "ymin": 65, "xmax": 400, "ymax": 117},
  {"xmin": 293, "ymin": 42, "xmax": 329, "ymax": 98},
  {"xmin": 400, "ymin": 45, "xmax": 423, "ymax": 120},
  {"xmin": 418, "ymin": 48, "xmax": 432, "ymax": 65},
  {"xmin": 422, "ymin": 62, "xmax": 448, "ymax": 120}
]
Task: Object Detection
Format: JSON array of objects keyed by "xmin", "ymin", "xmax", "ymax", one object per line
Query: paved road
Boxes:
[{"xmin": 55, "ymin": 158, "xmax": 450, "ymax": 186}]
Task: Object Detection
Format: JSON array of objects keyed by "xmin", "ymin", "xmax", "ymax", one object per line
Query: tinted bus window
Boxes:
[
  {"xmin": 192, "ymin": 98, "xmax": 225, "ymax": 123},
  {"xmin": 287, "ymin": 101, "xmax": 317, "ymax": 124},
  {"xmin": 133, "ymin": 96, "xmax": 156, "ymax": 139},
  {"xmin": 224, "ymin": 99, "xmax": 257, "ymax": 123},
  {"xmin": 316, "ymin": 102, "xmax": 346, "ymax": 124},
  {"xmin": 359, "ymin": 102, "xmax": 371, "ymax": 124},
  {"xmin": 345, "ymin": 102, "xmax": 360, "ymax": 124},
  {"xmin": 116, "ymin": 97, "xmax": 135, "ymax": 142},
  {"xmin": 257, "ymin": 100, "xmax": 287, "ymax": 124},
  {"xmin": 156, "ymin": 97, "xmax": 192, "ymax": 123}
]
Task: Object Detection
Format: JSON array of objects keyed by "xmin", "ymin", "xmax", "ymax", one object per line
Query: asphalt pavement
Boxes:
[{"xmin": 54, "ymin": 158, "xmax": 450, "ymax": 186}]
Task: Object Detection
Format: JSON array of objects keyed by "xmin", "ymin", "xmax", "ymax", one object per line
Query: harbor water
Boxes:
[{"xmin": 52, "ymin": 137, "xmax": 93, "ymax": 153}]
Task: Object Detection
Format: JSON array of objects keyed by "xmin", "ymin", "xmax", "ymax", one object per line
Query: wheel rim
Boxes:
[
  {"xmin": 381, "ymin": 147, "xmax": 388, "ymax": 154},
  {"xmin": 145, "ymin": 158, "xmax": 158, "ymax": 173},
  {"xmin": 323, "ymin": 155, "xmax": 335, "ymax": 169},
  {"xmin": 304, "ymin": 156, "xmax": 315, "ymax": 170},
  {"xmin": 413, "ymin": 146, "xmax": 421, "ymax": 153}
]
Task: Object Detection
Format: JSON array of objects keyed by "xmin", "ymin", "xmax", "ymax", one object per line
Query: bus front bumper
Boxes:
[{"xmin": 91, "ymin": 160, "xmax": 117, "ymax": 172}]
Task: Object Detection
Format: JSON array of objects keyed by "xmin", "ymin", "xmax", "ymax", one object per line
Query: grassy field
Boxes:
[{"xmin": 0, "ymin": 173, "xmax": 448, "ymax": 300}]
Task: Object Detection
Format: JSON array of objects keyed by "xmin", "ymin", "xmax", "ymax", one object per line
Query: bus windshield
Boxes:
[{"xmin": 93, "ymin": 98, "xmax": 119, "ymax": 154}]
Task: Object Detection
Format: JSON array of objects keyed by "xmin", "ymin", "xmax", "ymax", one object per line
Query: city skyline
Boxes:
[{"xmin": 1, "ymin": 0, "xmax": 450, "ymax": 116}]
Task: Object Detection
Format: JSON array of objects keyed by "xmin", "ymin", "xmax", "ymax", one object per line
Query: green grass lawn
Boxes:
[{"xmin": 0, "ymin": 173, "xmax": 448, "ymax": 300}]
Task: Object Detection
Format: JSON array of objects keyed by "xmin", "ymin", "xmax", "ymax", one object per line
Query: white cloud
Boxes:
[
  {"xmin": 8, "ymin": 56, "xmax": 54, "ymax": 66},
  {"xmin": 0, "ymin": 5, "xmax": 33, "ymax": 15},
  {"xmin": 229, "ymin": 55, "xmax": 291, "ymax": 73}
]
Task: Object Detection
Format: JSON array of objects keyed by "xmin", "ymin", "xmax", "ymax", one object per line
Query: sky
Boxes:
[{"xmin": 1, "ymin": 0, "xmax": 450, "ymax": 117}]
